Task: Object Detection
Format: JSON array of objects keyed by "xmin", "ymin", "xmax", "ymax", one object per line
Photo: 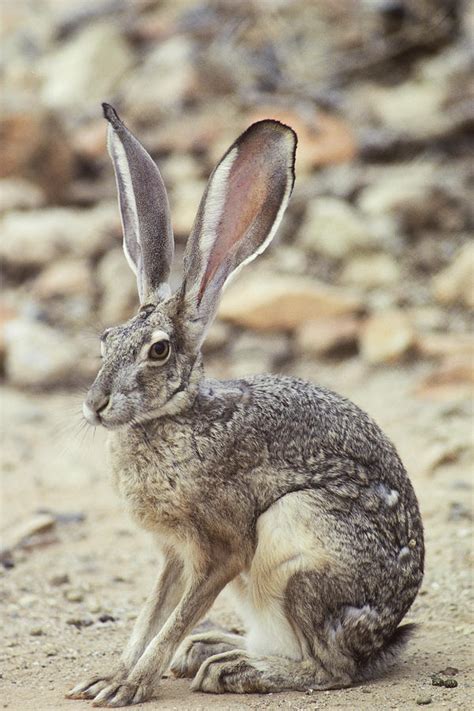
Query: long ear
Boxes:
[
  {"xmin": 180, "ymin": 119, "xmax": 296, "ymax": 342},
  {"xmin": 102, "ymin": 103, "xmax": 174, "ymax": 305}
]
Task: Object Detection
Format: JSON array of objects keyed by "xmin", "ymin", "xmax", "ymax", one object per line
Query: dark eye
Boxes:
[{"xmin": 148, "ymin": 339, "xmax": 170, "ymax": 362}]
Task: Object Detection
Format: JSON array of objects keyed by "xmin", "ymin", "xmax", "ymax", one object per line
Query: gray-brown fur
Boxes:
[{"xmin": 68, "ymin": 107, "xmax": 424, "ymax": 707}]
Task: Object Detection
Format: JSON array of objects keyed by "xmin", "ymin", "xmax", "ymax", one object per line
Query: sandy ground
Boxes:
[{"xmin": 1, "ymin": 359, "xmax": 473, "ymax": 710}]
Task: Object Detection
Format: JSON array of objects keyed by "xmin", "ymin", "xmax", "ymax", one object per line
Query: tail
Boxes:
[{"xmin": 356, "ymin": 623, "xmax": 417, "ymax": 681}]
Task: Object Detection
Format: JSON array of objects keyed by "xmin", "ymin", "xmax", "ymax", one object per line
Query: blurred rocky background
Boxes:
[
  {"xmin": 1, "ymin": 0, "xmax": 473, "ymax": 396},
  {"xmin": 1, "ymin": 3, "xmax": 473, "ymax": 707}
]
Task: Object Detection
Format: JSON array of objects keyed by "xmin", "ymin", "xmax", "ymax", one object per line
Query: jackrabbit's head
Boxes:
[{"xmin": 83, "ymin": 104, "xmax": 296, "ymax": 427}]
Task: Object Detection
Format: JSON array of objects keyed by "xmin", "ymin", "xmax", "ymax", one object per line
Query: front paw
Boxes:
[
  {"xmin": 66, "ymin": 675, "xmax": 115, "ymax": 700},
  {"xmin": 91, "ymin": 678, "xmax": 156, "ymax": 707}
]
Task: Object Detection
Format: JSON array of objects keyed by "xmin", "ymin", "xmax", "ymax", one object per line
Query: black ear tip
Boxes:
[{"xmin": 102, "ymin": 102, "xmax": 122, "ymax": 129}]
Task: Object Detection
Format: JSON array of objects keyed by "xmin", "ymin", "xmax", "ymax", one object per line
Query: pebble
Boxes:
[
  {"xmin": 49, "ymin": 573, "xmax": 70, "ymax": 587},
  {"xmin": 29, "ymin": 627, "xmax": 45, "ymax": 636},
  {"xmin": 432, "ymin": 243, "xmax": 474, "ymax": 309},
  {"xmin": 416, "ymin": 696, "xmax": 432, "ymax": 705},
  {"xmin": 64, "ymin": 589, "xmax": 84, "ymax": 603}
]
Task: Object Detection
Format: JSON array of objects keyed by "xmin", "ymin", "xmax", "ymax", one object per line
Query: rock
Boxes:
[
  {"xmin": 170, "ymin": 180, "xmax": 207, "ymax": 238},
  {"xmin": 4, "ymin": 319, "xmax": 95, "ymax": 388},
  {"xmin": 64, "ymin": 589, "xmax": 84, "ymax": 603},
  {"xmin": 29, "ymin": 627, "xmax": 45, "ymax": 636},
  {"xmin": 416, "ymin": 695, "xmax": 432, "ymax": 705},
  {"xmin": 415, "ymin": 332, "xmax": 474, "ymax": 360},
  {"xmin": 299, "ymin": 197, "xmax": 378, "ymax": 259},
  {"xmin": 40, "ymin": 22, "xmax": 133, "ymax": 111},
  {"xmin": 230, "ymin": 331, "xmax": 291, "ymax": 376},
  {"xmin": 161, "ymin": 154, "xmax": 202, "ymax": 186},
  {"xmin": 0, "ymin": 178, "xmax": 45, "ymax": 213},
  {"xmin": 340, "ymin": 253, "xmax": 401, "ymax": 289},
  {"xmin": 421, "ymin": 440, "xmax": 466, "ymax": 476},
  {"xmin": 49, "ymin": 573, "xmax": 70, "ymax": 587},
  {"xmin": 432, "ymin": 244, "xmax": 474, "ymax": 309},
  {"xmin": 0, "ymin": 203, "xmax": 119, "ymax": 270},
  {"xmin": 0, "ymin": 513, "xmax": 56, "ymax": 559},
  {"xmin": 33, "ymin": 259, "xmax": 94, "ymax": 299},
  {"xmin": 122, "ymin": 36, "xmax": 195, "ymax": 121},
  {"xmin": 360, "ymin": 310, "xmax": 414, "ymax": 364},
  {"xmin": 97, "ymin": 248, "xmax": 138, "ymax": 325},
  {"xmin": 0, "ymin": 102, "xmax": 74, "ymax": 200},
  {"xmin": 415, "ymin": 355, "xmax": 474, "ymax": 402},
  {"xmin": 296, "ymin": 316, "xmax": 359, "ymax": 357},
  {"xmin": 358, "ymin": 75, "xmax": 451, "ymax": 139},
  {"xmin": 218, "ymin": 272, "xmax": 363, "ymax": 331},
  {"xmin": 71, "ymin": 119, "xmax": 107, "ymax": 162},
  {"xmin": 0, "ymin": 303, "xmax": 17, "ymax": 365},
  {"xmin": 357, "ymin": 163, "xmax": 437, "ymax": 219}
]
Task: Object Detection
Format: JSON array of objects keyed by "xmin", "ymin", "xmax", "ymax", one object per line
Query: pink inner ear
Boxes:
[{"xmin": 198, "ymin": 142, "xmax": 278, "ymax": 302}]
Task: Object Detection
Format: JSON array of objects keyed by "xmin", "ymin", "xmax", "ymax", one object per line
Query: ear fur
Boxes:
[
  {"xmin": 103, "ymin": 103, "xmax": 174, "ymax": 304},
  {"xmin": 180, "ymin": 119, "xmax": 296, "ymax": 342}
]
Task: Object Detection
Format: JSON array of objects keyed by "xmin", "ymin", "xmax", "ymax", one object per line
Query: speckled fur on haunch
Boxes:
[{"xmin": 68, "ymin": 106, "xmax": 424, "ymax": 707}]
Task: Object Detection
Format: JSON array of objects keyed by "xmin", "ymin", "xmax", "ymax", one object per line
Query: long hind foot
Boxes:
[
  {"xmin": 192, "ymin": 650, "xmax": 345, "ymax": 693},
  {"xmin": 170, "ymin": 631, "xmax": 244, "ymax": 679}
]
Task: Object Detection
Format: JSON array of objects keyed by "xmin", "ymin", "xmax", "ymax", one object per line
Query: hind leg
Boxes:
[
  {"xmin": 170, "ymin": 630, "xmax": 245, "ymax": 678},
  {"xmin": 192, "ymin": 649, "xmax": 345, "ymax": 693}
]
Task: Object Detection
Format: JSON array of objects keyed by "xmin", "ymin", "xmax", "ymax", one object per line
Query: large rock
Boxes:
[
  {"xmin": 122, "ymin": 37, "xmax": 195, "ymax": 120},
  {"xmin": 33, "ymin": 259, "xmax": 94, "ymax": 299},
  {"xmin": 432, "ymin": 244, "xmax": 474, "ymax": 309},
  {"xmin": 296, "ymin": 316, "xmax": 359, "ymax": 357},
  {"xmin": 0, "ymin": 179, "xmax": 45, "ymax": 213},
  {"xmin": 360, "ymin": 310, "xmax": 414, "ymax": 364},
  {"xmin": 299, "ymin": 197, "xmax": 378, "ymax": 258},
  {"xmin": 357, "ymin": 163, "xmax": 437, "ymax": 219},
  {"xmin": 0, "ymin": 102, "xmax": 74, "ymax": 200},
  {"xmin": 218, "ymin": 272, "xmax": 362, "ymax": 331},
  {"xmin": 0, "ymin": 204, "xmax": 119, "ymax": 270},
  {"xmin": 4, "ymin": 319, "xmax": 95, "ymax": 388},
  {"xmin": 97, "ymin": 248, "xmax": 138, "ymax": 326},
  {"xmin": 40, "ymin": 22, "xmax": 133, "ymax": 111}
]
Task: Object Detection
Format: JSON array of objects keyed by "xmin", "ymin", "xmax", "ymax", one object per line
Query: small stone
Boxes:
[
  {"xmin": 416, "ymin": 696, "xmax": 432, "ymax": 705},
  {"xmin": 443, "ymin": 678, "xmax": 458, "ymax": 688},
  {"xmin": 65, "ymin": 589, "xmax": 84, "ymax": 603},
  {"xmin": 66, "ymin": 617, "xmax": 93, "ymax": 628},
  {"xmin": 87, "ymin": 599, "xmax": 102, "ymax": 615},
  {"xmin": 98, "ymin": 614, "xmax": 116, "ymax": 623},
  {"xmin": 49, "ymin": 573, "xmax": 70, "ymax": 587},
  {"xmin": 432, "ymin": 244, "xmax": 474, "ymax": 309},
  {"xmin": 219, "ymin": 272, "xmax": 362, "ymax": 331},
  {"xmin": 360, "ymin": 310, "xmax": 414, "ymax": 364},
  {"xmin": 29, "ymin": 627, "xmax": 44, "ymax": 636},
  {"xmin": 45, "ymin": 646, "xmax": 58, "ymax": 657},
  {"xmin": 431, "ymin": 674, "xmax": 444, "ymax": 686}
]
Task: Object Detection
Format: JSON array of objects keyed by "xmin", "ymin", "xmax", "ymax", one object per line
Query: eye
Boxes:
[{"xmin": 148, "ymin": 339, "xmax": 170, "ymax": 363}]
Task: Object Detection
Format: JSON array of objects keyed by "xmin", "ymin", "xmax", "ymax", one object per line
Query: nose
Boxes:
[{"xmin": 83, "ymin": 393, "xmax": 110, "ymax": 425}]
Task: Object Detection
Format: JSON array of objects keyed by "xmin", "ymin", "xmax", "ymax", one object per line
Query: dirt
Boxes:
[{"xmin": 1, "ymin": 358, "xmax": 472, "ymax": 711}]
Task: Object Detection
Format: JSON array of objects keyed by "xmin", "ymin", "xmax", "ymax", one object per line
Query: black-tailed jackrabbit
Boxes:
[{"xmin": 67, "ymin": 104, "xmax": 424, "ymax": 707}]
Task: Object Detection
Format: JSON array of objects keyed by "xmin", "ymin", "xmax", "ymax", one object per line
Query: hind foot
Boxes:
[{"xmin": 170, "ymin": 630, "xmax": 245, "ymax": 679}]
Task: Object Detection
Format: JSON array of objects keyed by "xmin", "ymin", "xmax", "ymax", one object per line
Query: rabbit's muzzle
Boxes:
[{"xmin": 83, "ymin": 389, "xmax": 110, "ymax": 426}]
